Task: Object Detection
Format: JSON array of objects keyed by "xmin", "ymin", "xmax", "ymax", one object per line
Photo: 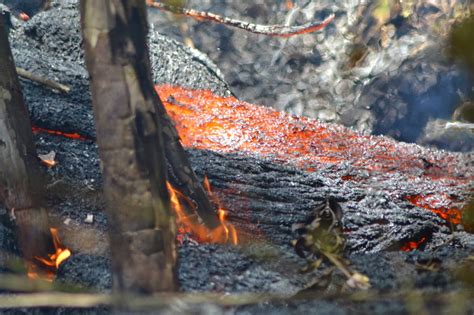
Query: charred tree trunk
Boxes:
[
  {"xmin": 0, "ymin": 16, "xmax": 54, "ymax": 264},
  {"xmin": 80, "ymin": 0, "xmax": 179, "ymax": 293},
  {"xmin": 159, "ymin": 106, "xmax": 221, "ymax": 229}
]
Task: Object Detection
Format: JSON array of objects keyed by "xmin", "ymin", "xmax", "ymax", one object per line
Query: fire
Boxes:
[
  {"xmin": 167, "ymin": 179, "xmax": 238, "ymax": 245},
  {"xmin": 204, "ymin": 176, "xmax": 238, "ymax": 245},
  {"xmin": 27, "ymin": 228, "xmax": 71, "ymax": 281}
]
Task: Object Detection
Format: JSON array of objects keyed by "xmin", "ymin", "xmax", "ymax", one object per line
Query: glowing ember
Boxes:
[
  {"xmin": 406, "ymin": 194, "xmax": 462, "ymax": 225},
  {"xmin": 38, "ymin": 151, "xmax": 57, "ymax": 168},
  {"xmin": 27, "ymin": 228, "xmax": 71, "ymax": 281},
  {"xmin": 32, "ymin": 126, "xmax": 89, "ymax": 141},
  {"xmin": 400, "ymin": 236, "xmax": 428, "ymax": 252},
  {"xmin": 18, "ymin": 12, "xmax": 30, "ymax": 21},
  {"xmin": 167, "ymin": 180, "xmax": 238, "ymax": 245}
]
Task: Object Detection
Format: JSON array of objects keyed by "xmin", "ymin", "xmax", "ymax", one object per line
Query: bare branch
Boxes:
[
  {"xmin": 16, "ymin": 67, "xmax": 71, "ymax": 94},
  {"xmin": 0, "ymin": 289, "xmax": 472, "ymax": 310},
  {"xmin": 147, "ymin": 1, "xmax": 334, "ymax": 37}
]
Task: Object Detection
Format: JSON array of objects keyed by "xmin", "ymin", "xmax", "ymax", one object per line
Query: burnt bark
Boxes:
[
  {"xmin": 80, "ymin": 0, "xmax": 178, "ymax": 293},
  {"xmin": 159, "ymin": 106, "xmax": 221, "ymax": 229},
  {"xmin": 0, "ymin": 15, "xmax": 53, "ymax": 262}
]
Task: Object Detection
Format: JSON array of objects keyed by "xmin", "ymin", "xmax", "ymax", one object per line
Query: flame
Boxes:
[
  {"xmin": 204, "ymin": 176, "xmax": 238, "ymax": 245},
  {"xmin": 167, "ymin": 180, "xmax": 238, "ymax": 245},
  {"xmin": 27, "ymin": 228, "xmax": 72, "ymax": 281}
]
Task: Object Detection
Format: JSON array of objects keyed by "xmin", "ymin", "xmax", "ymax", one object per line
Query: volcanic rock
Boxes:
[{"xmin": 0, "ymin": 1, "xmax": 473, "ymax": 314}]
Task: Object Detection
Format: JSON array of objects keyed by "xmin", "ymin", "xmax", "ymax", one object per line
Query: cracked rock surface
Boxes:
[{"xmin": 0, "ymin": 1, "xmax": 472, "ymax": 314}]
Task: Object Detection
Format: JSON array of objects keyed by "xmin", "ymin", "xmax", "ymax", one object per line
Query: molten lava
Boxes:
[
  {"xmin": 155, "ymin": 85, "xmax": 472, "ymax": 226},
  {"xmin": 32, "ymin": 126, "xmax": 89, "ymax": 141},
  {"xmin": 27, "ymin": 228, "xmax": 71, "ymax": 281},
  {"xmin": 29, "ymin": 84, "xmax": 470, "ymax": 228},
  {"xmin": 156, "ymin": 85, "xmax": 467, "ymax": 180},
  {"xmin": 400, "ymin": 236, "xmax": 428, "ymax": 252},
  {"xmin": 406, "ymin": 194, "xmax": 462, "ymax": 225},
  {"xmin": 167, "ymin": 180, "xmax": 238, "ymax": 245}
]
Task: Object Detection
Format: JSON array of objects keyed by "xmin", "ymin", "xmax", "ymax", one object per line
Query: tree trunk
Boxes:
[
  {"xmin": 80, "ymin": 0, "xmax": 178, "ymax": 293},
  {"xmin": 0, "ymin": 15, "xmax": 54, "ymax": 263},
  {"xmin": 158, "ymin": 104, "xmax": 222, "ymax": 229}
]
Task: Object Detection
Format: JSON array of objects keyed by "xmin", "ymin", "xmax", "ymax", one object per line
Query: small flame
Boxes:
[
  {"xmin": 27, "ymin": 228, "xmax": 71, "ymax": 281},
  {"xmin": 167, "ymin": 179, "xmax": 238, "ymax": 245}
]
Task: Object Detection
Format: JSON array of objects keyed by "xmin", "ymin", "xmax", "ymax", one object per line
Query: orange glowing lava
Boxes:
[
  {"xmin": 30, "ymin": 84, "xmax": 470, "ymax": 228},
  {"xmin": 400, "ymin": 236, "xmax": 428, "ymax": 252},
  {"xmin": 155, "ymin": 84, "xmax": 472, "ymax": 226},
  {"xmin": 167, "ymin": 181, "xmax": 238, "ymax": 245},
  {"xmin": 18, "ymin": 12, "xmax": 30, "ymax": 21},
  {"xmin": 156, "ymin": 85, "xmax": 468, "ymax": 180},
  {"xmin": 406, "ymin": 194, "xmax": 462, "ymax": 225},
  {"xmin": 32, "ymin": 126, "xmax": 89, "ymax": 141},
  {"xmin": 27, "ymin": 228, "xmax": 71, "ymax": 281}
]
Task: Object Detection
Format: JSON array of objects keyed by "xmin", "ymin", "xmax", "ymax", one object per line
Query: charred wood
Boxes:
[
  {"xmin": 0, "ymin": 14, "xmax": 54, "ymax": 262},
  {"xmin": 80, "ymin": 0, "xmax": 179, "ymax": 293}
]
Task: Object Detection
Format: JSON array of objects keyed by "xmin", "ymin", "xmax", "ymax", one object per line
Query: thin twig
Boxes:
[
  {"xmin": 16, "ymin": 67, "xmax": 71, "ymax": 94},
  {"xmin": 147, "ymin": 2, "xmax": 335, "ymax": 37},
  {"xmin": 0, "ymin": 293, "xmax": 112, "ymax": 309}
]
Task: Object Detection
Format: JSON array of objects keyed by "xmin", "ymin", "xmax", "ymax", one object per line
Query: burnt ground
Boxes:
[{"xmin": 0, "ymin": 0, "xmax": 473, "ymax": 314}]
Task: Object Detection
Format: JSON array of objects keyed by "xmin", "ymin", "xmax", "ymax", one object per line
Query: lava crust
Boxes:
[{"xmin": 0, "ymin": 1, "xmax": 472, "ymax": 314}]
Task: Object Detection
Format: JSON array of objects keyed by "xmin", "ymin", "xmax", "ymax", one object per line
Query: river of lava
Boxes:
[
  {"xmin": 405, "ymin": 194, "xmax": 462, "ymax": 225},
  {"xmin": 156, "ymin": 85, "xmax": 468, "ymax": 180},
  {"xmin": 156, "ymin": 84, "xmax": 472, "ymax": 226}
]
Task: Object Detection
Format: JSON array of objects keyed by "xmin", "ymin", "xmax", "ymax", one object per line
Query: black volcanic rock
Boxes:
[{"xmin": 1, "ymin": 1, "xmax": 473, "ymax": 314}]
